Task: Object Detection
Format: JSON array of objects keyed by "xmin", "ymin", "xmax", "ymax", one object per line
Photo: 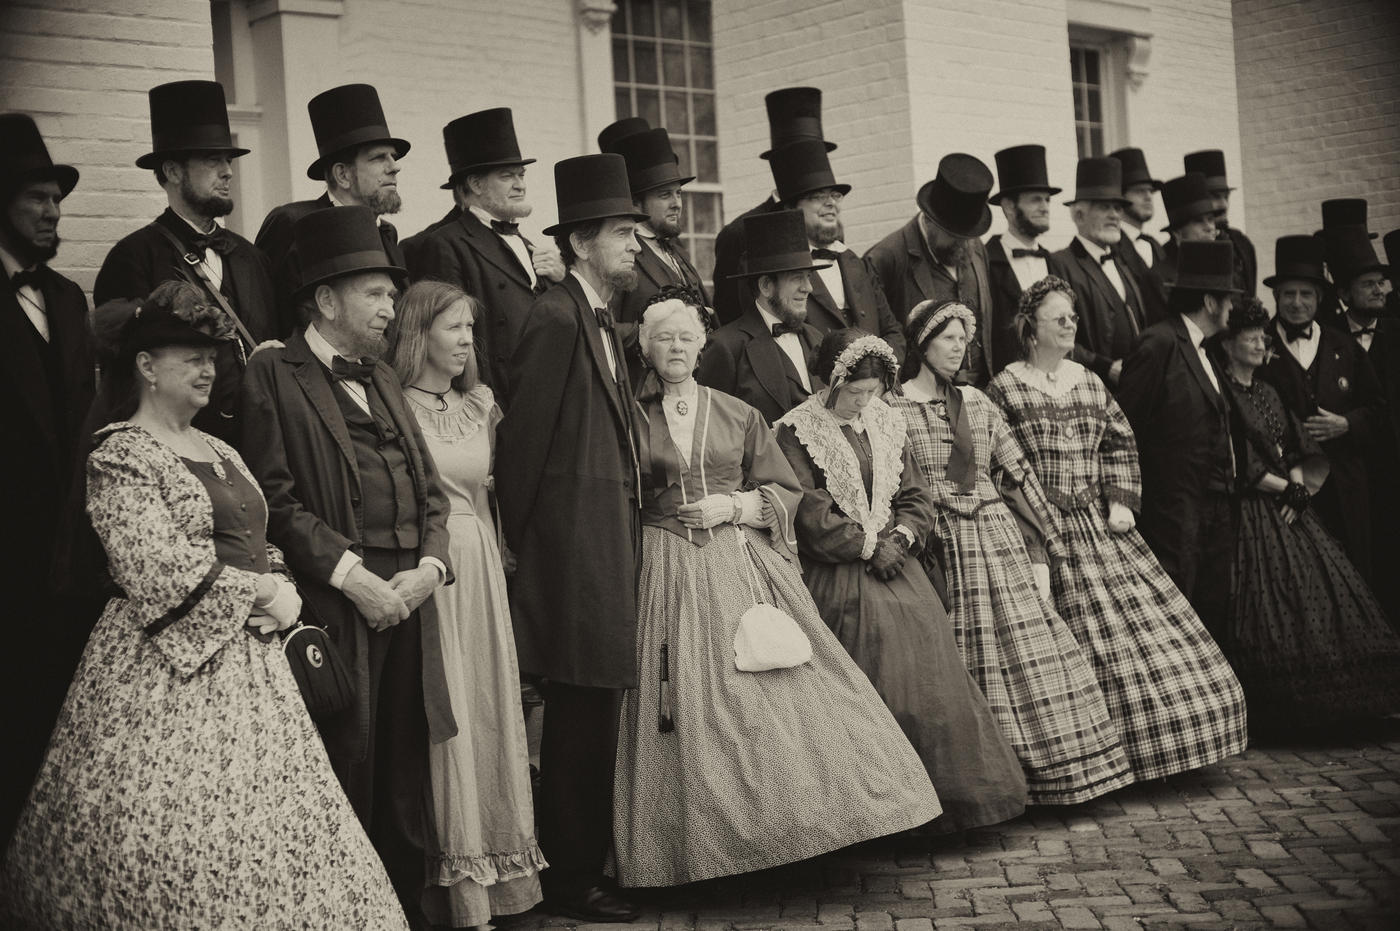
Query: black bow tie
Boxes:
[
  {"xmin": 594, "ymin": 307, "xmax": 615, "ymax": 331},
  {"xmin": 10, "ymin": 268, "xmax": 41, "ymax": 291},
  {"xmin": 810, "ymin": 248, "xmax": 840, "ymax": 261},
  {"xmin": 1011, "ymin": 247, "xmax": 1049, "ymax": 259},
  {"xmin": 490, "ymin": 219, "xmax": 520, "ymax": 236},
  {"xmin": 330, "ymin": 355, "xmax": 375, "ymax": 385},
  {"xmin": 1355, "ymin": 325, "xmax": 1377, "ymax": 337},
  {"xmin": 1280, "ymin": 319, "xmax": 1314, "ymax": 343},
  {"xmin": 771, "ymin": 321, "xmax": 802, "ymax": 338},
  {"xmin": 1098, "ymin": 252, "xmax": 1116, "ymax": 265},
  {"xmin": 188, "ymin": 227, "xmax": 234, "ymax": 255}
]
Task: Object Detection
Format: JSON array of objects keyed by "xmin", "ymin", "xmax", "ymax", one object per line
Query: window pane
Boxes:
[
  {"xmin": 692, "ymin": 92, "xmax": 716, "ymax": 136},
  {"xmin": 689, "ymin": 51, "xmax": 713, "ymax": 89},
  {"xmin": 1084, "ymin": 49, "xmax": 1100, "ymax": 84},
  {"xmin": 1070, "ymin": 49, "xmax": 1083, "ymax": 83},
  {"xmin": 687, "ymin": 0, "xmax": 712, "ymax": 43},
  {"xmin": 634, "ymin": 39, "xmax": 658, "ymax": 84},
  {"xmin": 612, "ymin": 37, "xmax": 631, "ymax": 83},
  {"xmin": 629, "ymin": 0, "xmax": 654, "ymax": 36},
  {"xmin": 1089, "ymin": 127, "xmax": 1104, "ymax": 157},
  {"xmin": 615, "ymin": 88, "xmax": 633, "ymax": 120},
  {"xmin": 675, "ymin": 140, "xmax": 692, "ymax": 178},
  {"xmin": 688, "ymin": 192, "xmax": 720, "ymax": 234},
  {"xmin": 687, "ymin": 236, "xmax": 715, "ymax": 281},
  {"xmin": 694, "ymin": 140, "xmax": 718, "ymax": 183},
  {"xmin": 637, "ymin": 89, "xmax": 662, "ymax": 126},
  {"xmin": 659, "ymin": 0, "xmax": 683, "ymax": 38},
  {"xmin": 1087, "ymin": 87, "xmax": 1102, "ymax": 123},
  {"xmin": 665, "ymin": 90, "xmax": 689, "ymax": 132},
  {"xmin": 662, "ymin": 42, "xmax": 687, "ymax": 86}
]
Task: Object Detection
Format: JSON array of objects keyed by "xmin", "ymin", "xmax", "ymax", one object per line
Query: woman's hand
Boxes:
[
  {"xmin": 677, "ymin": 494, "xmax": 735, "ymax": 530},
  {"xmin": 732, "ymin": 489, "xmax": 773, "ymax": 528},
  {"xmin": 1031, "ymin": 562, "xmax": 1052, "ymax": 601},
  {"xmin": 1106, "ymin": 502, "xmax": 1135, "ymax": 534},
  {"xmin": 248, "ymin": 576, "xmax": 301, "ymax": 634},
  {"xmin": 1279, "ymin": 504, "xmax": 1299, "ymax": 526},
  {"xmin": 866, "ymin": 535, "xmax": 907, "ymax": 581}
]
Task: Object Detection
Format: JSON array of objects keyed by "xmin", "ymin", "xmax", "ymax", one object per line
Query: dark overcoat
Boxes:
[
  {"xmin": 93, "ymin": 208, "xmax": 277, "ymax": 443},
  {"xmin": 1223, "ymin": 225, "xmax": 1258, "ymax": 297},
  {"xmin": 804, "ymin": 249, "xmax": 906, "ymax": 360},
  {"xmin": 402, "ymin": 206, "xmax": 544, "ymax": 404},
  {"xmin": 983, "ymin": 235, "xmax": 1038, "ymax": 376},
  {"xmin": 495, "ymin": 275, "xmax": 641, "ymax": 689},
  {"xmin": 711, "ymin": 195, "xmax": 780, "ymax": 325},
  {"xmin": 696, "ymin": 304, "xmax": 823, "ymax": 425},
  {"xmin": 240, "ymin": 328, "xmax": 457, "ymax": 761},
  {"xmin": 610, "ymin": 236, "xmax": 713, "ymax": 388},
  {"xmin": 1112, "ymin": 233, "xmax": 1168, "ymax": 328},
  {"xmin": 1049, "ymin": 237, "xmax": 1149, "ymax": 383}
]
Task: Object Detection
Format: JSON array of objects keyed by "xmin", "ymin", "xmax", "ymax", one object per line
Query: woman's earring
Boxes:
[{"xmin": 148, "ymin": 379, "xmax": 158, "ymax": 391}]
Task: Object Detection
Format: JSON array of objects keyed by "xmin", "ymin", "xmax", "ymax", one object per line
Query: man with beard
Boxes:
[
  {"xmin": 256, "ymin": 84, "xmax": 410, "ymax": 336},
  {"xmin": 1158, "ymin": 172, "xmax": 1220, "ymax": 288},
  {"xmin": 983, "ymin": 145, "xmax": 1060, "ymax": 377},
  {"xmin": 494, "ymin": 154, "xmax": 646, "ymax": 923},
  {"xmin": 95, "ymin": 80, "xmax": 277, "ymax": 444},
  {"xmin": 0, "ymin": 114, "xmax": 95, "ymax": 846},
  {"xmin": 1183, "ymin": 149, "xmax": 1257, "ymax": 296},
  {"xmin": 241, "ymin": 205, "xmax": 454, "ymax": 929},
  {"xmin": 402, "ymin": 108, "xmax": 564, "ymax": 404},
  {"xmin": 697, "ymin": 209, "xmax": 829, "ymax": 424},
  {"xmin": 1109, "ymin": 147, "xmax": 1168, "ymax": 324},
  {"xmin": 1316, "ymin": 198, "xmax": 1380, "ymax": 322},
  {"xmin": 1049, "ymin": 157, "xmax": 1148, "ymax": 388},
  {"xmin": 766, "ymin": 139, "xmax": 904, "ymax": 359}
]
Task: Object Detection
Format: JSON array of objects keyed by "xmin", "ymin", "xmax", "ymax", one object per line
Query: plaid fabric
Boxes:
[
  {"xmin": 890, "ymin": 391, "xmax": 1133, "ymax": 805},
  {"xmin": 986, "ymin": 367, "xmax": 1248, "ymax": 781}
]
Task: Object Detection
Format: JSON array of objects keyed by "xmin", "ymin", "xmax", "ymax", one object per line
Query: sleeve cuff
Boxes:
[
  {"xmin": 893, "ymin": 525, "xmax": 917, "ymax": 549},
  {"xmin": 419, "ymin": 557, "xmax": 447, "ymax": 583},
  {"xmin": 329, "ymin": 550, "xmax": 362, "ymax": 590}
]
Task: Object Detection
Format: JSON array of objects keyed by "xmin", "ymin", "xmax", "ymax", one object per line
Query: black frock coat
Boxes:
[
  {"xmin": 711, "ymin": 195, "xmax": 781, "ymax": 325},
  {"xmin": 1259, "ymin": 320, "xmax": 1384, "ymax": 577},
  {"xmin": 1049, "ymin": 237, "xmax": 1148, "ymax": 383},
  {"xmin": 610, "ymin": 235, "xmax": 714, "ymax": 389},
  {"xmin": 1223, "ymin": 225, "xmax": 1258, "ymax": 297},
  {"xmin": 696, "ymin": 304, "xmax": 824, "ymax": 425},
  {"xmin": 495, "ymin": 275, "xmax": 642, "ymax": 689},
  {"xmin": 983, "ymin": 235, "xmax": 1040, "ymax": 377},
  {"xmin": 93, "ymin": 208, "xmax": 277, "ymax": 443},
  {"xmin": 802, "ymin": 249, "xmax": 906, "ymax": 359},
  {"xmin": 402, "ymin": 206, "xmax": 544, "ymax": 404},
  {"xmin": 1112, "ymin": 232, "xmax": 1168, "ymax": 328}
]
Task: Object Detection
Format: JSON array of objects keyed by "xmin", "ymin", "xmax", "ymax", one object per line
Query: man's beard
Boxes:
[
  {"xmin": 608, "ymin": 268, "xmax": 639, "ymax": 292},
  {"xmin": 346, "ymin": 327, "xmax": 389, "ymax": 360},
  {"xmin": 651, "ymin": 212, "xmax": 683, "ymax": 238},
  {"xmin": 0, "ymin": 217, "xmax": 59, "ymax": 265},
  {"xmin": 180, "ymin": 176, "xmax": 233, "ymax": 218},
  {"xmin": 763, "ymin": 293, "xmax": 806, "ymax": 327},
  {"xmin": 1010, "ymin": 204, "xmax": 1049, "ymax": 241},
  {"xmin": 482, "ymin": 189, "xmax": 532, "ymax": 221},
  {"xmin": 808, "ymin": 218, "xmax": 842, "ymax": 247},
  {"xmin": 931, "ymin": 236, "xmax": 969, "ymax": 267},
  {"xmin": 362, "ymin": 186, "xmax": 402, "ymax": 216},
  {"xmin": 1214, "ymin": 214, "xmax": 1229, "ymax": 231}
]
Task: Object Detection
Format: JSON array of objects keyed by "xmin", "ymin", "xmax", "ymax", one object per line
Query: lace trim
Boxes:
[
  {"xmin": 408, "ymin": 384, "xmax": 499, "ymax": 445},
  {"xmin": 430, "ymin": 844, "xmax": 548, "ymax": 888},
  {"xmin": 779, "ymin": 396, "xmax": 906, "ymax": 560},
  {"xmin": 1005, "ymin": 360, "xmax": 1088, "ymax": 400}
]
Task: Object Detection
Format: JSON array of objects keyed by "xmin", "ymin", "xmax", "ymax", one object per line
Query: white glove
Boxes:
[
  {"xmin": 1107, "ymin": 502, "xmax": 1136, "ymax": 534},
  {"xmin": 1032, "ymin": 562, "xmax": 1052, "ymax": 602},
  {"xmin": 250, "ymin": 577, "xmax": 302, "ymax": 634},
  {"xmin": 732, "ymin": 489, "xmax": 774, "ymax": 528},
  {"xmin": 677, "ymin": 493, "xmax": 735, "ymax": 530}
]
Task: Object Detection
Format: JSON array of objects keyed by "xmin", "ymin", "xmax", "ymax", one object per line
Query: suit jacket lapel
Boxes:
[
  {"xmin": 0, "ymin": 287, "xmax": 56, "ymax": 450},
  {"xmin": 459, "ymin": 211, "xmax": 532, "ymax": 287},
  {"xmin": 1073, "ymin": 240, "xmax": 1127, "ymax": 315},
  {"xmin": 805, "ymin": 270, "xmax": 846, "ymax": 330},
  {"xmin": 567, "ymin": 277, "xmax": 631, "ymax": 432},
  {"xmin": 904, "ymin": 221, "xmax": 938, "ymax": 303},
  {"xmin": 38, "ymin": 270, "xmax": 90, "ymax": 406},
  {"xmin": 285, "ymin": 330, "xmax": 360, "ymax": 486},
  {"xmin": 739, "ymin": 310, "xmax": 796, "ymax": 411},
  {"xmin": 635, "ymin": 241, "xmax": 675, "ymax": 291},
  {"xmin": 1171, "ymin": 316, "xmax": 1225, "ymax": 413}
]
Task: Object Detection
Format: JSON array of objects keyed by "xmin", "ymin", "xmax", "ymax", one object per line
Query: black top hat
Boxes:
[
  {"xmin": 1318, "ymin": 198, "xmax": 1377, "ymax": 240},
  {"xmin": 760, "ymin": 87, "xmax": 837, "ymax": 159},
  {"xmin": 1160, "ymin": 173, "xmax": 1216, "ymax": 231},
  {"xmin": 0, "ymin": 114, "xmax": 78, "ymax": 199},
  {"xmin": 918, "ymin": 153, "xmax": 993, "ymax": 239},
  {"xmin": 1108, "ymin": 147, "xmax": 1161, "ymax": 191},
  {"xmin": 611, "ymin": 128, "xmax": 694, "ymax": 196},
  {"xmin": 136, "ymin": 81, "xmax": 249, "ymax": 170},
  {"xmin": 1170, "ymin": 239, "xmax": 1241, "ymax": 293},
  {"xmin": 542, "ymin": 154, "xmax": 649, "ymax": 237},
  {"xmin": 1182, "ymin": 149, "xmax": 1233, "ymax": 194},
  {"xmin": 439, "ymin": 108, "xmax": 535, "ymax": 190},
  {"xmin": 988, "ymin": 144, "xmax": 1060, "ymax": 203},
  {"xmin": 305, "ymin": 84, "xmax": 410, "ymax": 181},
  {"xmin": 293, "ymin": 205, "xmax": 406, "ymax": 296},
  {"xmin": 769, "ymin": 139, "xmax": 850, "ymax": 204},
  {"xmin": 1385, "ymin": 229, "xmax": 1400, "ymax": 268},
  {"xmin": 1325, "ymin": 227, "xmax": 1389, "ymax": 288},
  {"xmin": 598, "ymin": 117, "xmax": 651, "ymax": 153},
  {"xmin": 730, "ymin": 209, "xmax": 832, "ymax": 279},
  {"xmin": 1262, "ymin": 235, "xmax": 1327, "ymax": 290},
  {"xmin": 1065, "ymin": 157, "xmax": 1129, "ymax": 206}
]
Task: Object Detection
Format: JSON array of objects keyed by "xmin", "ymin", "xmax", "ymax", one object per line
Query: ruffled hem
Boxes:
[{"xmin": 430, "ymin": 844, "xmax": 548, "ymax": 888}]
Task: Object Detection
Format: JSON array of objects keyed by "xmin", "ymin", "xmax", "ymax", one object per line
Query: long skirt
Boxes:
[{"xmin": 614, "ymin": 525, "xmax": 942, "ymax": 887}]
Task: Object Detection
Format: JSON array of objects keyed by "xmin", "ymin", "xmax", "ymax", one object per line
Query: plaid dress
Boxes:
[
  {"xmin": 986, "ymin": 362, "xmax": 1248, "ymax": 780},
  {"xmin": 889, "ymin": 389, "xmax": 1132, "ymax": 805}
]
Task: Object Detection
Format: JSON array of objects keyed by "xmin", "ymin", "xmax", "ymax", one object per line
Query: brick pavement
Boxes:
[{"xmin": 513, "ymin": 723, "xmax": 1400, "ymax": 931}]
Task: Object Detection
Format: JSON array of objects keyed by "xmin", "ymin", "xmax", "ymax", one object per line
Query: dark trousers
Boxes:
[
  {"xmin": 1151, "ymin": 490, "xmax": 1234, "ymax": 638},
  {"xmin": 538, "ymin": 681, "xmax": 621, "ymax": 896}
]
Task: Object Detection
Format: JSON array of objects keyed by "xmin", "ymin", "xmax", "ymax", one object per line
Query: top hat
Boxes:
[
  {"xmin": 292, "ymin": 205, "xmax": 406, "ymax": 296},
  {"xmin": 1261, "ymin": 234, "xmax": 1327, "ymax": 290},
  {"xmin": 305, "ymin": 84, "xmax": 410, "ymax": 181},
  {"xmin": 611, "ymin": 128, "xmax": 694, "ymax": 196},
  {"xmin": 439, "ymin": 108, "xmax": 535, "ymax": 190},
  {"xmin": 1160, "ymin": 173, "xmax": 1217, "ymax": 231},
  {"xmin": 1318, "ymin": 198, "xmax": 1377, "ymax": 240},
  {"xmin": 1170, "ymin": 239, "xmax": 1242, "ymax": 292},
  {"xmin": 136, "ymin": 80, "xmax": 249, "ymax": 170},
  {"xmin": 1064, "ymin": 157, "xmax": 1129, "ymax": 206},
  {"xmin": 0, "ymin": 114, "xmax": 78, "ymax": 199},
  {"xmin": 1385, "ymin": 229, "xmax": 1400, "ymax": 268},
  {"xmin": 760, "ymin": 87, "xmax": 837, "ymax": 159},
  {"xmin": 730, "ymin": 209, "xmax": 832, "ymax": 279},
  {"xmin": 1108, "ymin": 147, "xmax": 1161, "ymax": 191},
  {"xmin": 542, "ymin": 154, "xmax": 649, "ymax": 236},
  {"xmin": 988, "ymin": 144, "xmax": 1061, "ymax": 203},
  {"xmin": 918, "ymin": 153, "xmax": 994, "ymax": 239},
  {"xmin": 769, "ymin": 139, "xmax": 850, "ymax": 204},
  {"xmin": 598, "ymin": 117, "xmax": 652, "ymax": 153},
  {"xmin": 1182, "ymin": 149, "xmax": 1233, "ymax": 194},
  {"xmin": 1325, "ymin": 227, "xmax": 1389, "ymax": 288}
]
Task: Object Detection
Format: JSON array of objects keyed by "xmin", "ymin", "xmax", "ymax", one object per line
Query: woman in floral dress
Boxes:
[
  {"xmin": 985, "ymin": 277, "xmax": 1247, "ymax": 777},
  {"xmin": 890, "ymin": 300, "xmax": 1132, "ymax": 805}
]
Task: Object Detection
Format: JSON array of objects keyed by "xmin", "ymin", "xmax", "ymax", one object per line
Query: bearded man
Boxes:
[
  {"xmin": 1109, "ymin": 147, "xmax": 1168, "ymax": 324},
  {"xmin": 95, "ymin": 80, "xmax": 277, "ymax": 443}
]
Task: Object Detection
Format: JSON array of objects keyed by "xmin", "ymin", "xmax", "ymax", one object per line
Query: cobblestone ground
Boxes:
[{"xmin": 515, "ymin": 723, "xmax": 1400, "ymax": 931}]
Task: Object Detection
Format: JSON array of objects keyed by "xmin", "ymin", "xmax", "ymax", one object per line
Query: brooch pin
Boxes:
[{"xmin": 1338, "ymin": 376, "xmax": 1350, "ymax": 391}]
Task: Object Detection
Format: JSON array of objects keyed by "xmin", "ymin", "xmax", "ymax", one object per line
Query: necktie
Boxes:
[
  {"xmin": 189, "ymin": 227, "xmax": 234, "ymax": 255},
  {"xmin": 10, "ymin": 268, "xmax": 40, "ymax": 291},
  {"xmin": 811, "ymin": 248, "xmax": 840, "ymax": 261},
  {"xmin": 490, "ymin": 219, "xmax": 520, "ymax": 236},
  {"xmin": 1011, "ymin": 247, "xmax": 1049, "ymax": 259},
  {"xmin": 331, "ymin": 355, "xmax": 375, "ymax": 384},
  {"xmin": 595, "ymin": 307, "xmax": 615, "ymax": 330},
  {"xmin": 1355, "ymin": 326, "xmax": 1377, "ymax": 337},
  {"xmin": 1098, "ymin": 252, "xmax": 1115, "ymax": 266},
  {"xmin": 1280, "ymin": 319, "xmax": 1313, "ymax": 343},
  {"xmin": 771, "ymin": 321, "xmax": 802, "ymax": 338}
]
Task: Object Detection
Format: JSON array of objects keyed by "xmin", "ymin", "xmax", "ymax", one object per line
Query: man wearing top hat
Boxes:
[
  {"xmin": 1108, "ymin": 147, "xmax": 1169, "ymax": 324},
  {"xmin": 982, "ymin": 145, "xmax": 1059, "ymax": 378},
  {"xmin": 697, "ymin": 209, "xmax": 829, "ymax": 425},
  {"xmin": 0, "ymin": 114, "xmax": 96, "ymax": 845},
  {"xmin": 1183, "ymin": 149, "xmax": 1256, "ymax": 296},
  {"xmin": 401, "ymin": 107, "xmax": 565, "ymax": 405},
  {"xmin": 255, "ymin": 84, "xmax": 410, "ymax": 336},
  {"xmin": 1049, "ymin": 157, "xmax": 1150, "ymax": 388},
  {"xmin": 598, "ymin": 116, "xmax": 653, "ymax": 154},
  {"xmin": 712, "ymin": 87, "xmax": 835, "ymax": 325},
  {"xmin": 494, "ymin": 153, "xmax": 645, "ymax": 923},
  {"xmin": 1157, "ymin": 172, "xmax": 1221, "ymax": 288},
  {"xmin": 94, "ymin": 80, "xmax": 278, "ymax": 445},
  {"xmin": 1259, "ymin": 233, "xmax": 1384, "ymax": 580},
  {"xmin": 1316, "ymin": 198, "xmax": 1380, "ymax": 323},
  {"xmin": 1117, "ymin": 239, "xmax": 1240, "ymax": 635},
  {"xmin": 241, "ymin": 205, "xmax": 455, "ymax": 926}
]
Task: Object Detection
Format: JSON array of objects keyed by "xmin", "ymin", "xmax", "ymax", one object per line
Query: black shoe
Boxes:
[{"xmin": 546, "ymin": 885, "xmax": 639, "ymax": 923}]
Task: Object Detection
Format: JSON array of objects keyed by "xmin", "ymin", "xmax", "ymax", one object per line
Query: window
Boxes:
[
  {"xmin": 1070, "ymin": 44, "xmax": 1106, "ymax": 158},
  {"xmin": 1068, "ymin": 25, "xmax": 1131, "ymax": 160},
  {"xmin": 611, "ymin": 0, "xmax": 722, "ymax": 281}
]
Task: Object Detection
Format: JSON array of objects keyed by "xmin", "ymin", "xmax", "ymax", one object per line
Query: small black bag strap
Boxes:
[{"xmin": 146, "ymin": 221, "xmax": 257, "ymax": 353}]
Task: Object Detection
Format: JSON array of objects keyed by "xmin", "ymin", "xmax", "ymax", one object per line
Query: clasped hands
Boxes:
[
  {"xmin": 865, "ymin": 531, "xmax": 910, "ymax": 581},
  {"xmin": 343, "ymin": 563, "xmax": 442, "ymax": 631},
  {"xmin": 677, "ymin": 491, "xmax": 775, "ymax": 531},
  {"xmin": 1303, "ymin": 408, "xmax": 1348, "ymax": 443},
  {"xmin": 247, "ymin": 574, "xmax": 302, "ymax": 635}
]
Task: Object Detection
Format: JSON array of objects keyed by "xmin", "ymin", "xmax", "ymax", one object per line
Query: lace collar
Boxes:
[{"xmin": 1006, "ymin": 359, "xmax": 1086, "ymax": 399}]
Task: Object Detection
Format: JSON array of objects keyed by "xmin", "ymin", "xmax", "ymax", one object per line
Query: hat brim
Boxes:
[
  {"xmin": 761, "ymin": 140, "xmax": 837, "ymax": 160},
  {"xmin": 306, "ymin": 138, "xmax": 411, "ymax": 180},
  {"xmin": 294, "ymin": 263, "xmax": 408, "ymax": 298},
  {"xmin": 541, "ymin": 210, "xmax": 651, "ymax": 237},
  {"xmin": 1165, "ymin": 279, "xmax": 1244, "ymax": 294},
  {"xmin": 439, "ymin": 157, "xmax": 538, "ymax": 190},
  {"xmin": 1261, "ymin": 272, "xmax": 1329, "ymax": 290},
  {"xmin": 16, "ymin": 164, "xmax": 79, "ymax": 198},
  {"xmin": 633, "ymin": 173, "xmax": 696, "ymax": 195},
  {"xmin": 986, "ymin": 185, "xmax": 1063, "ymax": 205},
  {"xmin": 728, "ymin": 259, "xmax": 832, "ymax": 280},
  {"xmin": 1064, "ymin": 195, "xmax": 1133, "ymax": 207},
  {"xmin": 782, "ymin": 182, "xmax": 852, "ymax": 203},
  {"xmin": 1330, "ymin": 263, "xmax": 1391, "ymax": 287},
  {"xmin": 136, "ymin": 146, "xmax": 251, "ymax": 170}
]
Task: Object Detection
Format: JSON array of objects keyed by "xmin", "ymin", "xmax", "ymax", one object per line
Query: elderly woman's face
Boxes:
[
  {"xmin": 141, "ymin": 344, "xmax": 219, "ymax": 417},
  {"xmin": 424, "ymin": 299, "xmax": 474, "ymax": 380},
  {"xmin": 1224, "ymin": 326, "xmax": 1269, "ymax": 371},
  {"xmin": 922, "ymin": 318, "xmax": 967, "ymax": 381},
  {"xmin": 643, "ymin": 305, "xmax": 704, "ymax": 382},
  {"xmin": 1033, "ymin": 290, "xmax": 1079, "ymax": 359},
  {"xmin": 832, "ymin": 375, "xmax": 882, "ymax": 421}
]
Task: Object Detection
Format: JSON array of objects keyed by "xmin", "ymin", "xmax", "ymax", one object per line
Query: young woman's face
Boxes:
[
  {"xmin": 922, "ymin": 319, "xmax": 967, "ymax": 381},
  {"xmin": 423, "ymin": 299, "xmax": 474, "ymax": 381}
]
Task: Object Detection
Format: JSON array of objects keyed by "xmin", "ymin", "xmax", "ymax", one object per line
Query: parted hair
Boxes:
[{"xmin": 388, "ymin": 280, "xmax": 481, "ymax": 393}]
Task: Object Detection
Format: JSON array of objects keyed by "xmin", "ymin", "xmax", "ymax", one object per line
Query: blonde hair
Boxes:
[{"xmin": 389, "ymin": 280, "xmax": 481, "ymax": 392}]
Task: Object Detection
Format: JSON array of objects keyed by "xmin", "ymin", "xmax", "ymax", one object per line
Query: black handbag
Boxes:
[{"xmin": 281, "ymin": 621, "xmax": 355, "ymax": 717}]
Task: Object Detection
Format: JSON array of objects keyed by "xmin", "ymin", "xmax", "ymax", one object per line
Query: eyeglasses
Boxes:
[
  {"xmin": 1235, "ymin": 333, "xmax": 1271, "ymax": 348},
  {"xmin": 801, "ymin": 189, "xmax": 844, "ymax": 205},
  {"xmin": 1043, "ymin": 313, "xmax": 1079, "ymax": 328},
  {"xmin": 651, "ymin": 333, "xmax": 701, "ymax": 345}
]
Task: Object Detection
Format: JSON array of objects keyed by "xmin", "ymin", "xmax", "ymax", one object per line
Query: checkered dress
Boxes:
[
  {"xmin": 986, "ymin": 363, "xmax": 1248, "ymax": 781},
  {"xmin": 889, "ymin": 389, "xmax": 1133, "ymax": 805}
]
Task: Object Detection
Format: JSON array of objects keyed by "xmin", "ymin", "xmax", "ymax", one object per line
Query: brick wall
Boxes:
[
  {"xmin": 1234, "ymin": 0, "xmax": 1400, "ymax": 283},
  {"xmin": 0, "ymin": 0, "xmax": 215, "ymax": 292}
]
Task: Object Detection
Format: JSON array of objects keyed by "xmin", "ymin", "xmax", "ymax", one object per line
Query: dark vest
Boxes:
[{"xmin": 330, "ymin": 377, "xmax": 420, "ymax": 551}]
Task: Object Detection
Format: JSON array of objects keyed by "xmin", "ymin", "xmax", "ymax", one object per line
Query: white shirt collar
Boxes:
[
  {"xmin": 1347, "ymin": 313, "xmax": 1376, "ymax": 333},
  {"xmin": 1181, "ymin": 314, "xmax": 1206, "ymax": 350},
  {"xmin": 305, "ymin": 321, "xmax": 357, "ymax": 367},
  {"xmin": 571, "ymin": 269, "xmax": 608, "ymax": 312},
  {"xmin": 328, "ymin": 188, "xmax": 383, "ymax": 225},
  {"xmin": 755, "ymin": 300, "xmax": 785, "ymax": 332},
  {"xmin": 0, "ymin": 243, "xmax": 29, "ymax": 278},
  {"xmin": 171, "ymin": 206, "xmax": 220, "ymax": 236},
  {"xmin": 809, "ymin": 239, "xmax": 848, "ymax": 254},
  {"xmin": 1076, "ymin": 234, "xmax": 1112, "ymax": 260},
  {"xmin": 635, "ymin": 223, "xmax": 660, "ymax": 241},
  {"xmin": 468, "ymin": 204, "xmax": 510, "ymax": 228},
  {"xmin": 1004, "ymin": 228, "xmax": 1041, "ymax": 251}
]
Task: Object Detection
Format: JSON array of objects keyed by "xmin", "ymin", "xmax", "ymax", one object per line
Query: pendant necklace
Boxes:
[
  {"xmin": 408, "ymin": 384, "xmax": 450, "ymax": 411},
  {"xmin": 673, "ymin": 398, "xmax": 689, "ymax": 416}
]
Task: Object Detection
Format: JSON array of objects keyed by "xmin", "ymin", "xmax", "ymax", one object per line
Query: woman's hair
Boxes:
[
  {"xmin": 1225, "ymin": 295, "xmax": 1270, "ymax": 335},
  {"xmin": 637, "ymin": 285, "xmax": 710, "ymax": 354},
  {"xmin": 1013, "ymin": 275, "xmax": 1076, "ymax": 361},
  {"xmin": 898, "ymin": 299, "xmax": 974, "ymax": 383},
  {"xmin": 815, "ymin": 328, "xmax": 898, "ymax": 394},
  {"xmin": 388, "ymin": 280, "xmax": 480, "ymax": 392}
]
